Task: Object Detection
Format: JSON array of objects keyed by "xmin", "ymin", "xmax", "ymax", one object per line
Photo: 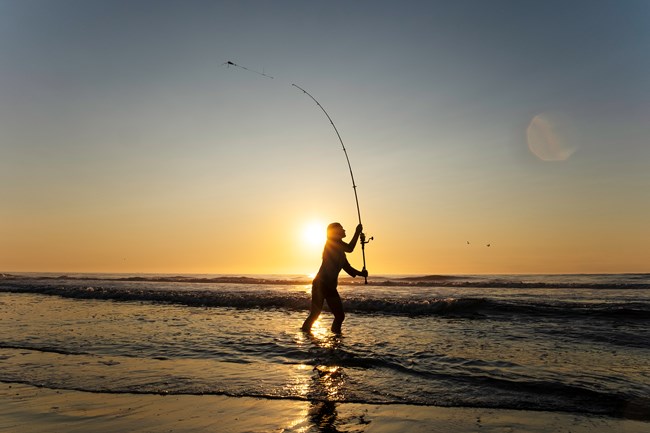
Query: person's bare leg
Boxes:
[
  {"xmin": 327, "ymin": 294, "xmax": 345, "ymax": 334},
  {"xmin": 302, "ymin": 288, "xmax": 324, "ymax": 332}
]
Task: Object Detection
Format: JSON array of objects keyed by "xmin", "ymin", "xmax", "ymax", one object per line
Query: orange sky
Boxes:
[{"xmin": 2, "ymin": 2, "xmax": 649, "ymax": 275}]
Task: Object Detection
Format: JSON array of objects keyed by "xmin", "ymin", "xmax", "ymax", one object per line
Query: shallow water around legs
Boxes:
[{"xmin": 1, "ymin": 287, "xmax": 648, "ymax": 421}]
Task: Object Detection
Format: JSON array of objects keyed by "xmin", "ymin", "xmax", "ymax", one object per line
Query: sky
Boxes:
[{"xmin": 1, "ymin": 0, "xmax": 649, "ymax": 275}]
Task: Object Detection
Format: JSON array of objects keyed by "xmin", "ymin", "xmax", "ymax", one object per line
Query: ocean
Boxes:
[{"xmin": 0, "ymin": 273, "xmax": 648, "ymax": 422}]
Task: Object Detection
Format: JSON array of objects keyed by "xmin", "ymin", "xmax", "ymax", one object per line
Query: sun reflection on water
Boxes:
[
  {"xmin": 314, "ymin": 365, "xmax": 344, "ymax": 400},
  {"xmin": 293, "ymin": 328, "xmax": 349, "ymax": 432}
]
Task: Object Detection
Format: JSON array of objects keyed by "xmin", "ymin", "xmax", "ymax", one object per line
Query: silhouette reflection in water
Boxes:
[
  {"xmin": 307, "ymin": 330, "xmax": 345, "ymax": 432},
  {"xmin": 297, "ymin": 328, "xmax": 370, "ymax": 432}
]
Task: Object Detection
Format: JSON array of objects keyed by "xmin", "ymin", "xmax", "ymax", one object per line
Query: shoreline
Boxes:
[{"xmin": 1, "ymin": 382, "xmax": 647, "ymax": 433}]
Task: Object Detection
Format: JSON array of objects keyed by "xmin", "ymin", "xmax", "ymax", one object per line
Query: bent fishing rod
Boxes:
[
  {"xmin": 224, "ymin": 61, "xmax": 372, "ymax": 283},
  {"xmin": 292, "ymin": 84, "xmax": 372, "ymax": 284}
]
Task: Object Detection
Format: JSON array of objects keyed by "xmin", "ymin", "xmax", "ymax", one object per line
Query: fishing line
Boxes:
[
  {"xmin": 225, "ymin": 61, "xmax": 372, "ymax": 283},
  {"xmin": 222, "ymin": 61, "xmax": 274, "ymax": 79}
]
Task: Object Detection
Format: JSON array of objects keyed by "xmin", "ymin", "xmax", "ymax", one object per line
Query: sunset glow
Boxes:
[
  {"xmin": 302, "ymin": 221, "xmax": 327, "ymax": 249},
  {"xmin": 1, "ymin": 2, "xmax": 649, "ymax": 275}
]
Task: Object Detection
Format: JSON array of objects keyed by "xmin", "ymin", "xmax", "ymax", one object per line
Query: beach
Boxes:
[
  {"xmin": 1, "ymin": 273, "xmax": 649, "ymax": 432},
  {"xmin": 2, "ymin": 382, "xmax": 647, "ymax": 433}
]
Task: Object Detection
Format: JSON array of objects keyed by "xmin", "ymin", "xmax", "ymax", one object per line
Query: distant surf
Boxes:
[
  {"xmin": 2, "ymin": 273, "xmax": 649, "ymax": 320},
  {"xmin": 2, "ymin": 272, "xmax": 649, "ymax": 288}
]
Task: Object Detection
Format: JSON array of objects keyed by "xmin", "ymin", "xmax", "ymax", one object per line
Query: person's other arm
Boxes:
[{"xmin": 341, "ymin": 256, "xmax": 367, "ymax": 278}]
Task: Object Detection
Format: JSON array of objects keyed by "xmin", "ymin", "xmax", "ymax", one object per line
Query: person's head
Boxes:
[{"xmin": 327, "ymin": 222, "xmax": 346, "ymax": 240}]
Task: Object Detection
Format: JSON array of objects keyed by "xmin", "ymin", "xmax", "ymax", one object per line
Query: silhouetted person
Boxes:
[{"xmin": 302, "ymin": 222, "xmax": 368, "ymax": 334}]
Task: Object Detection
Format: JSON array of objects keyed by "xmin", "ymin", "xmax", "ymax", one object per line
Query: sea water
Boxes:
[{"xmin": 0, "ymin": 273, "xmax": 648, "ymax": 421}]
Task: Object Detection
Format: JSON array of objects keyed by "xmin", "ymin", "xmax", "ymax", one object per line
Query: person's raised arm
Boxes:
[{"xmin": 341, "ymin": 224, "xmax": 363, "ymax": 253}]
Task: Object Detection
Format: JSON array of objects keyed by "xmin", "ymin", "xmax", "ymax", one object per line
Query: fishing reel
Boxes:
[
  {"xmin": 360, "ymin": 232, "xmax": 373, "ymax": 285},
  {"xmin": 360, "ymin": 232, "xmax": 374, "ymax": 246}
]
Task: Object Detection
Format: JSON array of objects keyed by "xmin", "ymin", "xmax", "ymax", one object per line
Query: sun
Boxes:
[{"xmin": 302, "ymin": 221, "xmax": 326, "ymax": 248}]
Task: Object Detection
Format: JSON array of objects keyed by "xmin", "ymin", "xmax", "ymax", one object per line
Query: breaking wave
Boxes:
[{"xmin": 1, "ymin": 277, "xmax": 649, "ymax": 321}]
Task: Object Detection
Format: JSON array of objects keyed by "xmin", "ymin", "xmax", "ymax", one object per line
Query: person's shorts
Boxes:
[{"xmin": 312, "ymin": 277, "xmax": 339, "ymax": 298}]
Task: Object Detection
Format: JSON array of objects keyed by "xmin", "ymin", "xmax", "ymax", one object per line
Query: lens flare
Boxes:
[{"xmin": 527, "ymin": 113, "xmax": 577, "ymax": 161}]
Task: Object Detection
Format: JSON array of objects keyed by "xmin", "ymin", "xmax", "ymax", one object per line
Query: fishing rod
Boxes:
[
  {"xmin": 291, "ymin": 84, "xmax": 372, "ymax": 284},
  {"xmin": 224, "ymin": 61, "xmax": 372, "ymax": 283}
]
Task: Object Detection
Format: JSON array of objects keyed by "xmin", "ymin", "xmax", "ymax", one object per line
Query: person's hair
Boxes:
[{"xmin": 327, "ymin": 223, "xmax": 343, "ymax": 239}]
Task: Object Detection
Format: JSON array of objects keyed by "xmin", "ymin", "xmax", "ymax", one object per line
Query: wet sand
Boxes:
[{"xmin": 1, "ymin": 382, "xmax": 647, "ymax": 433}]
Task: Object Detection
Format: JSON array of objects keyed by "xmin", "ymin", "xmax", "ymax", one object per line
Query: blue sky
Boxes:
[{"xmin": 1, "ymin": 0, "xmax": 649, "ymax": 274}]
